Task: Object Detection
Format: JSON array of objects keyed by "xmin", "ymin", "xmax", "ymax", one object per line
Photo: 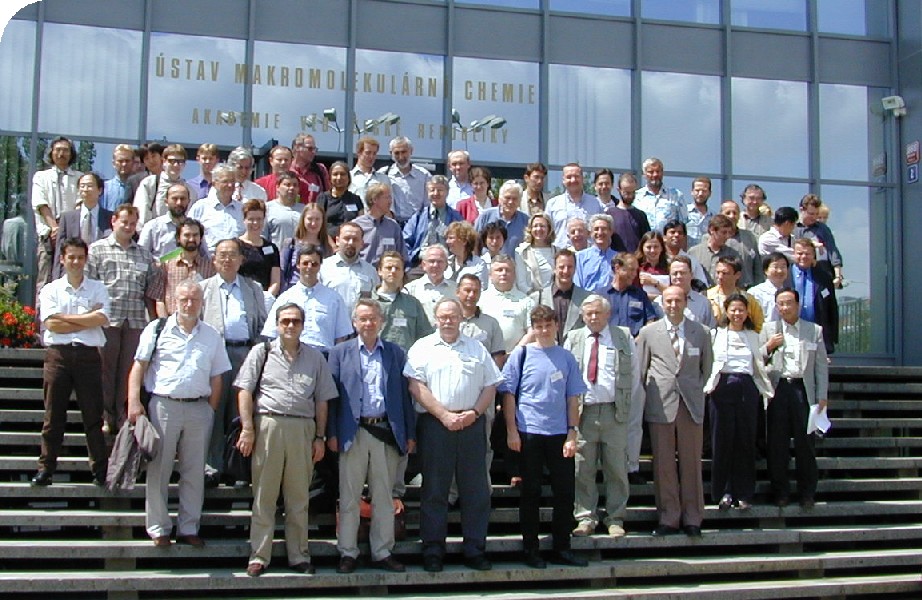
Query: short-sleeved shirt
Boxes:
[
  {"xmin": 187, "ymin": 197, "xmax": 246, "ymax": 252},
  {"xmin": 39, "ymin": 275, "xmax": 110, "ymax": 347},
  {"xmin": 262, "ymin": 281, "xmax": 353, "ymax": 351},
  {"xmin": 264, "ymin": 200, "xmax": 304, "ymax": 249},
  {"xmin": 404, "ymin": 333, "xmax": 504, "ymax": 413},
  {"xmin": 373, "ymin": 290, "xmax": 433, "ymax": 351},
  {"xmin": 460, "ymin": 309, "xmax": 506, "ymax": 356},
  {"xmin": 319, "ymin": 253, "xmax": 380, "ymax": 312},
  {"xmin": 403, "ymin": 276, "xmax": 457, "ymax": 326},
  {"xmin": 86, "ymin": 235, "xmax": 156, "ymax": 329},
  {"xmin": 478, "ymin": 287, "xmax": 535, "ymax": 353},
  {"xmin": 135, "ymin": 315, "xmax": 231, "ymax": 398},
  {"xmin": 138, "ymin": 215, "xmax": 180, "ymax": 260},
  {"xmin": 605, "ymin": 284, "xmax": 658, "ymax": 337},
  {"xmin": 499, "ymin": 344, "xmax": 587, "ymax": 436},
  {"xmin": 353, "ymin": 214, "xmax": 408, "ymax": 267},
  {"xmin": 234, "ymin": 338, "xmax": 337, "ymax": 418},
  {"xmin": 383, "ymin": 163, "xmax": 431, "ymax": 222},
  {"xmin": 544, "ymin": 193, "xmax": 605, "ymax": 249},
  {"xmin": 634, "ymin": 185, "xmax": 687, "ymax": 232},
  {"xmin": 148, "ymin": 252, "xmax": 216, "ymax": 315}
]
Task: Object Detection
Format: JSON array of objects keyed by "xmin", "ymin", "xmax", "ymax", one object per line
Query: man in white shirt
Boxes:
[
  {"xmin": 138, "ymin": 183, "xmax": 193, "ymax": 260},
  {"xmin": 654, "ymin": 256, "xmax": 716, "ymax": 328},
  {"xmin": 446, "ymin": 149, "xmax": 473, "ymax": 208},
  {"xmin": 749, "ymin": 252, "xmax": 791, "ymax": 323},
  {"xmin": 404, "ymin": 298, "xmax": 503, "ymax": 573},
  {"xmin": 758, "ymin": 207, "xmax": 798, "ymax": 261},
  {"xmin": 319, "ymin": 222, "xmax": 380, "ymax": 312},
  {"xmin": 403, "ymin": 244, "xmax": 457, "ymax": 326},
  {"xmin": 32, "ymin": 237, "xmax": 110, "ymax": 487},
  {"xmin": 349, "ymin": 136, "xmax": 389, "ymax": 202},
  {"xmin": 133, "ymin": 144, "xmax": 197, "ymax": 226},
  {"xmin": 188, "ymin": 164, "xmax": 246, "ymax": 253},
  {"xmin": 126, "ymin": 280, "xmax": 231, "ymax": 548},
  {"xmin": 381, "ymin": 136, "xmax": 431, "ymax": 225},
  {"xmin": 478, "ymin": 255, "xmax": 535, "ymax": 362}
]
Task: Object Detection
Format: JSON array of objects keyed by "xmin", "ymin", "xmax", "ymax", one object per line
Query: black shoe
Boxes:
[
  {"xmin": 31, "ymin": 470, "xmax": 52, "ymax": 486},
  {"xmin": 523, "ymin": 550, "xmax": 546, "ymax": 569},
  {"xmin": 92, "ymin": 476, "xmax": 106, "ymax": 488},
  {"xmin": 290, "ymin": 561, "xmax": 315, "ymax": 574},
  {"xmin": 337, "ymin": 556, "xmax": 357, "ymax": 574},
  {"xmin": 800, "ymin": 496, "xmax": 815, "ymax": 509},
  {"xmin": 718, "ymin": 493, "xmax": 733, "ymax": 511},
  {"xmin": 683, "ymin": 525, "xmax": 702, "ymax": 537},
  {"xmin": 464, "ymin": 554, "xmax": 492, "ymax": 571},
  {"xmin": 423, "ymin": 555, "xmax": 443, "ymax": 573},
  {"xmin": 774, "ymin": 495, "xmax": 790, "ymax": 507},
  {"xmin": 652, "ymin": 525, "xmax": 680, "ymax": 537},
  {"xmin": 203, "ymin": 472, "xmax": 220, "ymax": 489},
  {"xmin": 628, "ymin": 472, "xmax": 647, "ymax": 485},
  {"xmin": 371, "ymin": 555, "xmax": 405, "ymax": 573},
  {"xmin": 549, "ymin": 550, "xmax": 588, "ymax": 567}
]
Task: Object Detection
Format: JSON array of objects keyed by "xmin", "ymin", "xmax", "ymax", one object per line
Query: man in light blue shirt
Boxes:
[
  {"xmin": 574, "ymin": 214, "xmax": 618, "ymax": 295},
  {"xmin": 635, "ymin": 157, "xmax": 687, "ymax": 233},
  {"xmin": 101, "ymin": 145, "xmax": 135, "ymax": 212},
  {"xmin": 545, "ymin": 164, "xmax": 605, "ymax": 249},
  {"xmin": 263, "ymin": 245, "xmax": 353, "ymax": 353},
  {"xmin": 685, "ymin": 176, "xmax": 714, "ymax": 248}
]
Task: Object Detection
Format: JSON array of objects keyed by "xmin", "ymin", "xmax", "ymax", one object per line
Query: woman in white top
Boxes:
[
  {"xmin": 514, "ymin": 212, "xmax": 555, "ymax": 294},
  {"xmin": 444, "ymin": 220, "xmax": 488, "ymax": 289},
  {"xmin": 704, "ymin": 293, "xmax": 773, "ymax": 511}
]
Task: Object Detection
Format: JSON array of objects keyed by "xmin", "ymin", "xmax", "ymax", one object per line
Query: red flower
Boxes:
[
  {"xmin": 23, "ymin": 306, "xmax": 36, "ymax": 316},
  {"xmin": 0, "ymin": 338, "xmax": 11, "ymax": 347}
]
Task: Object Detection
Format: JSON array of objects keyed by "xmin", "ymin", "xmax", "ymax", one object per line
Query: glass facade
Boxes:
[{"xmin": 0, "ymin": 0, "xmax": 902, "ymax": 361}]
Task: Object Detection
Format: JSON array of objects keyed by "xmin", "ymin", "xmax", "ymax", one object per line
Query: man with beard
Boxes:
[
  {"xmin": 149, "ymin": 218, "xmax": 214, "ymax": 317},
  {"xmin": 605, "ymin": 173, "xmax": 650, "ymax": 254},
  {"xmin": 685, "ymin": 177, "xmax": 715, "ymax": 248},
  {"xmin": 634, "ymin": 157, "xmax": 687, "ymax": 233},
  {"xmin": 133, "ymin": 144, "xmax": 198, "ymax": 226},
  {"xmin": 319, "ymin": 221, "xmax": 380, "ymax": 313},
  {"xmin": 520, "ymin": 162, "xmax": 547, "ymax": 216},
  {"xmin": 381, "ymin": 136, "xmax": 431, "ymax": 226},
  {"xmin": 138, "ymin": 183, "xmax": 194, "ymax": 260}
]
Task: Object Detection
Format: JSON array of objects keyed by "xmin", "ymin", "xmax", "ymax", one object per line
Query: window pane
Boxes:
[
  {"xmin": 39, "ymin": 24, "xmax": 141, "ymax": 140},
  {"xmin": 550, "ymin": 0, "xmax": 631, "ymax": 17},
  {"xmin": 451, "ymin": 57, "xmax": 539, "ymax": 164},
  {"xmin": 731, "ymin": 0, "xmax": 806, "ymax": 31},
  {"xmin": 820, "ymin": 185, "xmax": 886, "ymax": 354},
  {"xmin": 817, "ymin": 0, "xmax": 889, "ymax": 37},
  {"xmin": 147, "ymin": 32, "xmax": 245, "ymax": 147},
  {"xmin": 642, "ymin": 0, "xmax": 720, "ymax": 24},
  {"xmin": 355, "ymin": 49, "xmax": 444, "ymax": 161},
  {"xmin": 0, "ymin": 19, "xmax": 35, "ymax": 133},
  {"xmin": 548, "ymin": 64, "xmax": 631, "ymax": 169},
  {"xmin": 457, "ymin": 0, "xmax": 538, "ymax": 8},
  {"xmin": 731, "ymin": 78, "xmax": 808, "ymax": 178},
  {"xmin": 642, "ymin": 71, "xmax": 721, "ymax": 173},
  {"xmin": 819, "ymin": 84, "xmax": 884, "ymax": 182},
  {"xmin": 251, "ymin": 40, "xmax": 346, "ymax": 156}
]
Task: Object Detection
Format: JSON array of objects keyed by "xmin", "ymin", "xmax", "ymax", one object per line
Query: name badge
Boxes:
[
  {"xmin": 308, "ymin": 183, "xmax": 320, "ymax": 192},
  {"xmin": 629, "ymin": 301, "xmax": 642, "ymax": 308},
  {"xmin": 550, "ymin": 370, "xmax": 563, "ymax": 382},
  {"xmin": 820, "ymin": 288, "xmax": 830, "ymax": 299},
  {"xmin": 392, "ymin": 317, "xmax": 408, "ymax": 327},
  {"xmin": 687, "ymin": 347, "xmax": 700, "ymax": 356},
  {"xmin": 805, "ymin": 342, "xmax": 817, "ymax": 351},
  {"xmin": 382, "ymin": 237, "xmax": 395, "ymax": 246},
  {"xmin": 346, "ymin": 204, "xmax": 359, "ymax": 212},
  {"xmin": 262, "ymin": 246, "xmax": 274, "ymax": 255}
]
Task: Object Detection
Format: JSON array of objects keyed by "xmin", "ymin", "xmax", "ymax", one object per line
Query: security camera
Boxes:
[{"xmin": 882, "ymin": 96, "xmax": 907, "ymax": 117}]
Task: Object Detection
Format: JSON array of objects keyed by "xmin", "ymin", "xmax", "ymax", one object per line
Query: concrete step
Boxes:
[
  {"xmin": 2, "ymin": 500, "xmax": 922, "ymax": 530},
  {"xmin": 0, "ymin": 556, "xmax": 919, "ymax": 596},
  {"xmin": 3, "ymin": 524, "xmax": 922, "ymax": 560}
]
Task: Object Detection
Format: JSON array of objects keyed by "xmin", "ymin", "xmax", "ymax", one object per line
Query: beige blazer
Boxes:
[
  {"xmin": 760, "ymin": 319, "xmax": 829, "ymax": 406},
  {"xmin": 638, "ymin": 318, "xmax": 713, "ymax": 425}
]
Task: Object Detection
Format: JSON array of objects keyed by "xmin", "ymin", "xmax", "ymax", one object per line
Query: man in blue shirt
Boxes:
[
  {"xmin": 574, "ymin": 214, "xmax": 625, "ymax": 294},
  {"xmin": 605, "ymin": 253, "xmax": 658, "ymax": 337},
  {"xmin": 501, "ymin": 305, "xmax": 588, "ymax": 569},
  {"xmin": 101, "ymin": 145, "xmax": 135, "ymax": 212}
]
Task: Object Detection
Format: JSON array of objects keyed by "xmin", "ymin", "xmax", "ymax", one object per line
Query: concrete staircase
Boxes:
[{"xmin": 0, "ymin": 348, "xmax": 920, "ymax": 599}]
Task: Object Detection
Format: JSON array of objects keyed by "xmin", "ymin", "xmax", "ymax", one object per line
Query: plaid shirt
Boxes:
[
  {"xmin": 148, "ymin": 252, "xmax": 216, "ymax": 315},
  {"xmin": 86, "ymin": 235, "xmax": 156, "ymax": 328}
]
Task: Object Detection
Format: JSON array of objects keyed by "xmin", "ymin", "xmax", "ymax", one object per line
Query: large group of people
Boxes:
[{"xmin": 28, "ymin": 133, "xmax": 838, "ymax": 574}]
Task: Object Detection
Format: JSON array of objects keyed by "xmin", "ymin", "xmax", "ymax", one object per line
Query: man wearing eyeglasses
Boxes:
[
  {"xmin": 291, "ymin": 133, "xmax": 330, "ymax": 204},
  {"xmin": 133, "ymin": 144, "xmax": 197, "ymax": 226},
  {"xmin": 236, "ymin": 302, "xmax": 337, "ymax": 577}
]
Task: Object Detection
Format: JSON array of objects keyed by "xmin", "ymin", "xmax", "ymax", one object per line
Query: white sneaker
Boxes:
[
  {"xmin": 607, "ymin": 524, "xmax": 626, "ymax": 538},
  {"xmin": 572, "ymin": 521, "xmax": 595, "ymax": 536}
]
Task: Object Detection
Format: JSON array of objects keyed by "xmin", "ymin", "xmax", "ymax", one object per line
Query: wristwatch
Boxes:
[
  {"xmin": 567, "ymin": 425, "xmax": 579, "ymax": 434},
  {"xmin": 314, "ymin": 435, "xmax": 326, "ymax": 442}
]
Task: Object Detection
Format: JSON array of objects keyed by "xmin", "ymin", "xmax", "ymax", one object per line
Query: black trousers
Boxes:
[
  {"xmin": 709, "ymin": 373, "xmax": 759, "ymax": 503},
  {"xmin": 40, "ymin": 345, "xmax": 108, "ymax": 478},
  {"xmin": 519, "ymin": 431, "xmax": 575, "ymax": 552},
  {"xmin": 767, "ymin": 378, "xmax": 817, "ymax": 499}
]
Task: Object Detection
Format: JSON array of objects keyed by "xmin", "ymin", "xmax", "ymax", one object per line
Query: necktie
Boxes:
[
  {"xmin": 670, "ymin": 326, "xmax": 680, "ymax": 357},
  {"xmin": 55, "ymin": 170, "xmax": 64, "ymax": 211},
  {"xmin": 587, "ymin": 332, "xmax": 600, "ymax": 384},
  {"xmin": 80, "ymin": 211, "xmax": 93, "ymax": 243},
  {"xmin": 426, "ymin": 209, "xmax": 440, "ymax": 245}
]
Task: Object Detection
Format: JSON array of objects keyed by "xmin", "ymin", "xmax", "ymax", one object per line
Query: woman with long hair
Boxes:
[
  {"xmin": 635, "ymin": 231, "xmax": 670, "ymax": 300},
  {"xmin": 444, "ymin": 220, "xmax": 488, "ymax": 288},
  {"xmin": 280, "ymin": 203, "xmax": 333, "ymax": 292},
  {"xmin": 456, "ymin": 166, "xmax": 497, "ymax": 223},
  {"xmin": 704, "ymin": 293, "xmax": 773, "ymax": 511},
  {"xmin": 316, "ymin": 161, "xmax": 364, "ymax": 239}
]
